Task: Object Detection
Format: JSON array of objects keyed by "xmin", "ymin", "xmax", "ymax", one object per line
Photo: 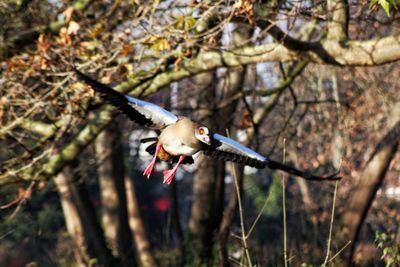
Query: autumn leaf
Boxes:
[
  {"xmin": 174, "ymin": 56, "xmax": 183, "ymax": 71},
  {"xmin": 36, "ymin": 34, "xmax": 51, "ymax": 54},
  {"xmin": 120, "ymin": 43, "xmax": 134, "ymax": 56},
  {"xmin": 175, "ymin": 15, "xmax": 196, "ymax": 31},
  {"xmin": 101, "ymin": 71, "xmax": 113, "ymax": 84},
  {"xmin": 79, "ymin": 41, "xmax": 100, "ymax": 51},
  {"xmin": 89, "ymin": 23, "xmax": 105, "ymax": 38},
  {"xmin": 239, "ymin": 111, "xmax": 253, "ymax": 129},
  {"xmin": 233, "ymin": 0, "xmax": 254, "ymax": 25},
  {"xmin": 0, "ymin": 187, "xmax": 32, "ymax": 209},
  {"xmin": 63, "ymin": 6, "xmax": 74, "ymax": 22},
  {"xmin": 58, "ymin": 27, "xmax": 72, "ymax": 46},
  {"xmin": 150, "ymin": 37, "xmax": 171, "ymax": 51},
  {"xmin": 67, "ymin": 21, "xmax": 80, "ymax": 35}
]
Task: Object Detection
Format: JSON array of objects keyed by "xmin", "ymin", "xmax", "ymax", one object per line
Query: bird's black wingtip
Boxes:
[
  {"xmin": 326, "ymin": 172, "xmax": 342, "ymax": 181},
  {"xmin": 71, "ymin": 65, "xmax": 86, "ymax": 79},
  {"xmin": 309, "ymin": 171, "xmax": 342, "ymax": 181},
  {"xmin": 70, "ymin": 66, "xmax": 111, "ymax": 94},
  {"xmin": 140, "ymin": 137, "xmax": 159, "ymax": 143}
]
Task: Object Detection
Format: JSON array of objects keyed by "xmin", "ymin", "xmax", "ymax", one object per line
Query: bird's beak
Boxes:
[{"xmin": 203, "ymin": 136, "xmax": 211, "ymax": 145}]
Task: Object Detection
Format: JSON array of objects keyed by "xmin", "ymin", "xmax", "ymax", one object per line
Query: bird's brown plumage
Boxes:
[{"xmin": 158, "ymin": 118, "xmax": 203, "ymax": 155}]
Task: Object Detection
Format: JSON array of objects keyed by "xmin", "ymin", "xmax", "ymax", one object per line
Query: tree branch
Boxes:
[
  {"xmin": 0, "ymin": 0, "xmax": 92, "ymax": 59},
  {"xmin": 249, "ymin": 61, "xmax": 308, "ymax": 96},
  {"xmin": 326, "ymin": 0, "xmax": 349, "ymax": 40},
  {"xmin": 2, "ymin": 29, "xmax": 400, "ymax": 184},
  {"xmin": 0, "ymin": 107, "xmax": 113, "ymax": 185}
]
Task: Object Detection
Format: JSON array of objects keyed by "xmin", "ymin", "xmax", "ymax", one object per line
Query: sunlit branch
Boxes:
[
  {"xmin": 326, "ymin": 0, "xmax": 348, "ymax": 40},
  {"xmin": 0, "ymin": 0, "xmax": 92, "ymax": 59},
  {"xmin": 250, "ymin": 61, "xmax": 308, "ymax": 96}
]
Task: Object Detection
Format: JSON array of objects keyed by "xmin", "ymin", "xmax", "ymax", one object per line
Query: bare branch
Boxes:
[
  {"xmin": 0, "ymin": 0, "xmax": 92, "ymax": 59},
  {"xmin": 327, "ymin": 0, "xmax": 348, "ymax": 40}
]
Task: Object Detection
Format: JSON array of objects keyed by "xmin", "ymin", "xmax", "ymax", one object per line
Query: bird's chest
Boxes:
[
  {"xmin": 158, "ymin": 126, "xmax": 199, "ymax": 156},
  {"xmin": 161, "ymin": 142, "xmax": 198, "ymax": 156}
]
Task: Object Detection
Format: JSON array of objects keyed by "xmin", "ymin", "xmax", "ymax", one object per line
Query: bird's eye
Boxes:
[{"xmin": 199, "ymin": 128, "xmax": 205, "ymax": 135}]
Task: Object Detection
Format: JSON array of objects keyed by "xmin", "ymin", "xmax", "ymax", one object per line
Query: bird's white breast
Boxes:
[
  {"xmin": 158, "ymin": 118, "xmax": 201, "ymax": 156},
  {"xmin": 162, "ymin": 144, "xmax": 199, "ymax": 156}
]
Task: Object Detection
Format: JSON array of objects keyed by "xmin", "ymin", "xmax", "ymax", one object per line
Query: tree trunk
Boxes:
[
  {"xmin": 341, "ymin": 120, "xmax": 400, "ymax": 266},
  {"xmin": 187, "ymin": 23, "xmax": 254, "ymax": 266},
  {"xmin": 218, "ymin": 164, "xmax": 244, "ymax": 267},
  {"xmin": 95, "ymin": 122, "xmax": 136, "ymax": 267},
  {"xmin": 125, "ymin": 176, "xmax": 158, "ymax": 267},
  {"xmin": 55, "ymin": 169, "xmax": 89, "ymax": 267},
  {"xmin": 170, "ymin": 179, "xmax": 185, "ymax": 266},
  {"xmin": 187, "ymin": 154, "xmax": 225, "ymax": 266},
  {"xmin": 55, "ymin": 164, "xmax": 118, "ymax": 266}
]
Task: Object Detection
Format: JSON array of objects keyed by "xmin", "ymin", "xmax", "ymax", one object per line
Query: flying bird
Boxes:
[{"xmin": 73, "ymin": 68, "xmax": 340, "ymax": 184}]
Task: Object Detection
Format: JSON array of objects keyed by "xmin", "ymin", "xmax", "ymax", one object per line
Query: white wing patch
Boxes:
[
  {"xmin": 213, "ymin": 133, "xmax": 266, "ymax": 162},
  {"xmin": 125, "ymin": 95, "xmax": 178, "ymax": 128}
]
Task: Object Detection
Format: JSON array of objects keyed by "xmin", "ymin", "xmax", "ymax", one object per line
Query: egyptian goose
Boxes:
[{"xmin": 73, "ymin": 68, "xmax": 340, "ymax": 184}]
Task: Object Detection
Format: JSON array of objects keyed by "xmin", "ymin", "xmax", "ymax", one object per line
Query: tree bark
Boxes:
[
  {"xmin": 95, "ymin": 122, "xmax": 136, "ymax": 267},
  {"xmin": 55, "ymin": 169, "xmax": 89, "ymax": 267},
  {"xmin": 341, "ymin": 120, "xmax": 400, "ymax": 266},
  {"xmin": 186, "ymin": 69, "xmax": 225, "ymax": 266},
  {"xmin": 218, "ymin": 164, "xmax": 244, "ymax": 267},
  {"xmin": 326, "ymin": 0, "xmax": 348, "ymax": 40},
  {"xmin": 170, "ymin": 179, "xmax": 185, "ymax": 266},
  {"xmin": 187, "ymin": 23, "xmax": 254, "ymax": 266},
  {"xmin": 187, "ymin": 153, "xmax": 226, "ymax": 266},
  {"xmin": 125, "ymin": 176, "xmax": 158, "ymax": 267},
  {"xmin": 55, "ymin": 164, "xmax": 119, "ymax": 266}
]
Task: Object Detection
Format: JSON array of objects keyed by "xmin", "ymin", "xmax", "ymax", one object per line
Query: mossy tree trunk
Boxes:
[
  {"xmin": 95, "ymin": 121, "xmax": 137, "ymax": 267},
  {"xmin": 55, "ymin": 164, "xmax": 119, "ymax": 266}
]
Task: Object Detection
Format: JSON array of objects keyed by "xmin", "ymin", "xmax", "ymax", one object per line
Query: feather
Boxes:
[
  {"xmin": 74, "ymin": 67, "xmax": 178, "ymax": 129},
  {"xmin": 203, "ymin": 133, "xmax": 340, "ymax": 181}
]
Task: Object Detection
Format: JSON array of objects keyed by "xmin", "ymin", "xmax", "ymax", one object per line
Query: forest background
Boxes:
[{"xmin": 0, "ymin": 0, "xmax": 399, "ymax": 266}]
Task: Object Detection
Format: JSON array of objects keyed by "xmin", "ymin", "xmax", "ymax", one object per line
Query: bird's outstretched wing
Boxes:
[
  {"xmin": 74, "ymin": 68, "xmax": 178, "ymax": 129},
  {"xmin": 203, "ymin": 133, "xmax": 340, "ymax": 181},
  {"xmin": 203, "ymin": 133, "xmax": 266, "ymax": 168}
]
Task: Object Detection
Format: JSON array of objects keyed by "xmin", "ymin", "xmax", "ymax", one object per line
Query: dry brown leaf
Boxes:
[
  {"xmin": 120, "ymin": 44, "xmax": 133, "ymax": 55},
  {"xmin": 36, "ymin": 34, "xmax": 51, "ymax": 54},
  {"xmin": 101, "ymin": 71, "xmax": 113, "ymax": 84},
  {"xmin": 239, "ymin": 111, "xmax": 252, "ymax": 129},
  {"xmin": 59, "ymin": 27, "xmax": 72, "ymax": 46},
  {"xmin": 64, "ymin": 6, "xmax": 74, "ymax": 22},
  {"xmin": 67, "ymin": 21, "xmax": 80, "ymax": 35},
  {"xmin": 89, "ymin": 23, "xmax": 105, "ymax": 38},
  {"xmin": 0, "ymin": 187, "xmax": 32, "ymax": 209}
]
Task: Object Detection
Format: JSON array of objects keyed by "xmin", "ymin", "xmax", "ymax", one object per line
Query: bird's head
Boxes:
[{"xmin": 195, "ymin": 126, "xmax": 211, "ymax": 145}]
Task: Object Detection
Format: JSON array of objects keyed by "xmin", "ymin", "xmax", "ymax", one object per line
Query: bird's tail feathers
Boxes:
[
  {"xmin": 140, "ymin": 137, "xmax": 158, "ymax": 143},
  {"xmin": 145, "ymin": 142, "xmax": 157, "ymax": 155}
]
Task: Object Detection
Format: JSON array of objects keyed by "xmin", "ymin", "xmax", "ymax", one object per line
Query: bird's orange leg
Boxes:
[
  {"xmin": 143, "ymin": 143, "xmax": 161, "ymax": 178},
  {"xmin": 163, "ymin": 155, "xmax": 185, "ymax": 184}
]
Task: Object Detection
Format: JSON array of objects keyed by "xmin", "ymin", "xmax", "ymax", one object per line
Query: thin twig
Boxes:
[
  {"xmin": 327, "ymin": 241, "xmax": 352, "ymax": 263},
  {"xmin": 323, "ymin": 181, "xmax": 339, "ymax": 266},
  {"xmin": 229, "ymin": 256, "xmax": 250, "ymax": 267},
  {"xmin": 227, "ymin": 129, "xmax": 253, "ymax": 267},
  {"xmin": 281, "ymin": 138, "xmax": 288, "ymax": 267},
  {"xmin": 231, "ymin": 161, "xmax": 253, "ymax": 267},
  {"xmin": 7, "ymin": 181, "xmax": 35, "ymax": 221},
  {"xmin": 246, "ymin": 190, "xmax": 273, "ymax": 239}
]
